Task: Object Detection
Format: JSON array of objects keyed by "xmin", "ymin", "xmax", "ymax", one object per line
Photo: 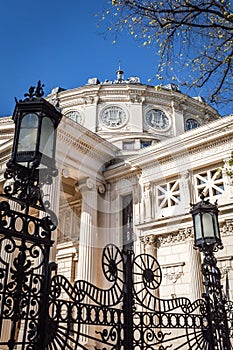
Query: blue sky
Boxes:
[
  {"xmin": 0, "ymin": 0, "xmax": 158, "ymax": 116},
  {"xmin": 0, "ymin": 0, "xmax": 229, "ymax": 117}
]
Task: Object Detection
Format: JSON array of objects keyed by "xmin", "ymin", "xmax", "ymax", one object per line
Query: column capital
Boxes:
[
  {"xmin": 140, "ymin": 234, "xmax": 157, "ymax": 246},
  {"xmin": 75, "ymin": 178, "xmax": 106, "ymax": 194},
  {"xmin": 180, "ymin": 170, "xmax": 191, "ymax": 180}
]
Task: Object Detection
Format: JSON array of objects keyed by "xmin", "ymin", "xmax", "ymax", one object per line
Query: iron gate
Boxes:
[
  {"xmin": 0, "ymin": 196, "xmax": 232, "ymax": 350},
  {"xmin": 47, "ymin": 245, "xmax": 210, "ymax": 349}
]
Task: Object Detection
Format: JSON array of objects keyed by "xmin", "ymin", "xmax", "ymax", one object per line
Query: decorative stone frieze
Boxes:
[
  {"xmin": 221, "ymin": 219, "xmax": 233, "ymax": 236},
  {"xmin": 84, "ymin": 96, "xmax": 94, "ymax": 104},
  {"xmin": 140, "ymin": 234, "xmax": 157, "ymax": 246},
  {"xmin": 129, "ymin": 94, "xmax": 142, "ymax": 103},
  {"xmin": 157, "ymin": 227, "xmax": 193, "ymax": 247}
]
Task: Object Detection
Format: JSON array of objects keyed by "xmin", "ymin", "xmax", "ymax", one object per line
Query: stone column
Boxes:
[
  {"xmin": 41, "ymin": 167, "xmax": 62, "ymax": 261},
  {"xmin": 75, "ymin": 177, "xmax": 100, "ymax": 348},
  {"xmin": 140, "ymin": 235, "xmax": 160, "ymax": 349},
  {"xmin": 143, "ymin": 234, "xmax": 157, "ymax": 257},
  {"xmin": 140, "ymin": 235, "xmax": 159, "ymax": 306},
  {"xmin": 56, "ymin": 241, "xmax": 78, "ymax": 284},
  {"xmin": 77, "ymin": 177, "xmax": 98, "ymax": 284},
  {"xmin": 187, "ymin": 237, "xmax": 204, "ymax": 301}
]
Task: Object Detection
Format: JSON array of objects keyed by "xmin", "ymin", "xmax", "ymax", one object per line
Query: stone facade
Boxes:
[{"xmin": 0, "ymin": 71, "xmax": 232, "ymax": 326}]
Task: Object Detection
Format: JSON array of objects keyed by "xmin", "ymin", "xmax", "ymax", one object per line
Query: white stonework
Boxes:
[{"xmin": 0, "ymin": 71, "xmax": 233, "ymax": 345}]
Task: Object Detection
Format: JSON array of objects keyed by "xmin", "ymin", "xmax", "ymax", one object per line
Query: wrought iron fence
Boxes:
[
  {"xmin": 0, "ymin": 163, "xmax": 232, "ymax": 349},
  {"xmin": 0, "ymin": 194, "xmax": 232, "ymax": 350}
]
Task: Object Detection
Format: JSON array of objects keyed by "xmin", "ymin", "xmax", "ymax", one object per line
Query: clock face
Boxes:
[
  {"xmin": 66, "ymin": 111, "xmax": 82, "ymax": 124},
  {"xmin": 185, "ymin": 118, "xmax": 200, "ymax": 130},
  {"xmin": 101, "ymin": 106, "xmax": 127, "ymax": 128},
  {"xmin": 145, "ymin": 109, "xmax": 169, "ymax": 130}
]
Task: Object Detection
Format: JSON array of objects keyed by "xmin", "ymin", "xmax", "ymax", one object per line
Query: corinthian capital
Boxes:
[{"xmin": 140, "ymin": 234, "xmax": 157, "ymax": 246}]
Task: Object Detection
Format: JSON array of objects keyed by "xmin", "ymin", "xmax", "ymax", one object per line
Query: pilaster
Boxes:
[{"xmin": 143, "ymin": 182, "xmax": 153, "ymax": 222}]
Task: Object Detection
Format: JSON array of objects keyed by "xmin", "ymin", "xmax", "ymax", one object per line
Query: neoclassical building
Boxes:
[{"xmin": 0, "ymin": 68, "xmax": 233, "ymax": 308}]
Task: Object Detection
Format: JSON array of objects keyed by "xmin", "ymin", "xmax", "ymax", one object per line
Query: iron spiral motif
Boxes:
[
  {"xmin": 0, "ymin": 219, "xmax": 229, "ymax": 350},
  {"xmin": 42, "ymin": 246, "xmax": 211, "ymax": 349},
  {"xmin": 131, "ymin": 253, "xmax": 210, "ymax": 349},
  {"xmin": 46, "ymin": 244, "xmax": 125, "ymax": 349},
  {"xmin": 102, "ymin": 244, "xmax": 124, "ymax": 283},
  {"xmin": 132, "ymin": 253, "xmax": 162, "ymax": 304}
]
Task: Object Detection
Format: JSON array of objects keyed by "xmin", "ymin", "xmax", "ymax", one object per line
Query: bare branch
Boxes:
[{"xmin": 103, "ymin": 0, "xmax": 233, "ymax": 106}]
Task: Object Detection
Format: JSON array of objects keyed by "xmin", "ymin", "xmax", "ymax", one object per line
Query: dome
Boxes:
[{"xmin": 47, "ymin": 70, "xmax": 221, "ymax": 156}]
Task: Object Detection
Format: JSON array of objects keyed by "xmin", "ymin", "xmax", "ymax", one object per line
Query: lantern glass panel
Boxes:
[
  {"xmin": 18, "ymin": 113, "xmax": 38, "ymax": 152},
  {"xmin": 213, "ymin": 214, "xmax": 220, "ymax": 239},
  {"xmin": 202, "ymin": 213, "xmax": 215, "ymax": 239},
  {"xmin": 194, "ymin": 213, "xmax": 202, "ymax": 241},
  {"xmin": 39, "ymin": 117, "xmax": 54, "ymax": 159}
]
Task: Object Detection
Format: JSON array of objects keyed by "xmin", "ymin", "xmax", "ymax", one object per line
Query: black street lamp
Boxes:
[
  {"xmin": 190, "ymin": 192, "xmax": 222, "ymax": 251},
  {"xmin": 4, "ymin": 81, "xmax": 62, "ymax": 210},
  {"xmin": 10, "ymin": 81, "xmax": 61, "ymax": 170},
  {"xmin": 0, "ymin": 82, "xmax": 62, "ymax": 350},
  {"xmin": 190, "ymin": 194, "xmax": 231, "ymax": 350}
]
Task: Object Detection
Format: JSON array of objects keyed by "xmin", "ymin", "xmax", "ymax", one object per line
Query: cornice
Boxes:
[
  {"xmin": 60, "ymin": 195, "xmax": 82, "ymax": 209},
  {"xmin": 0, "ymin": 117, "xmax": 14, "ymax": 126},
  {"xmin": 57, "ymin": 129, "xmax": 112, "ymax": 163},
  {"xmin": 47, "ymin": 83, "xmax": 219, "ymax": 118},
  {"xmin": 157, "ymin": 135, "xmax": 231, "ymax": 168},
  {"xmin": 103, "ymin": 163, "xmax": 142, "ymax": 184},
  {"xmin": 128, "ymin": 117, "xmax": 233, "ymax": 170},
  {"xmin": 0, "ymin": 133, "xmax": 14, "ymax": 141},
  {"xmin": 59, "ymin": 118, "xmax": 118, "ymax": 154}
]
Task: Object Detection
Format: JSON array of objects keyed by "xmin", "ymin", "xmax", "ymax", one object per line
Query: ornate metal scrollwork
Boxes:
[
  {"xmin": 225, "ymin": 300, "xmax": 233, "ymax": 341},
  {"xmin": 3, "ymin": 162, "xmax": 57, "ymax": 212},
  {"xmin": 47, "ymin": 244, "xmax": 125, "ymax": 349},
  {"xmin": 0, "ymin": 222, "xmax": 230, "ymax": 350},
  {"xmin": 23, "ymin": 80, "xmax": 45, "ymax": 100},
  {"xmin": 0, "ymin": 167, "xmax": 57, "ymax": 349},
  {"xmin": 44, "ymin": 244, "xmax": 212, "ymax": 350},
  {"xmin": 0, "ymin": 166, "xmax": 231, "ymax": 350}
]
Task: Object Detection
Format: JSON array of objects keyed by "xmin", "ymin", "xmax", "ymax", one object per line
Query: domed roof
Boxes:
[{"xmin": 47, "ymin": 69, "xmax": 221, "ymax": 156}]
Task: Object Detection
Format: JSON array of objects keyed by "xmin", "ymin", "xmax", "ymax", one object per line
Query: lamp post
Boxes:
[
  {"xmin": 190, "ymin": 193, "xmax": 231, "ymax": 350},
  {"xmin": 4, "ymin": 80, "xmax": 62, "ymax": 211},
  {"xmin": 0, "ymin": 81, "xmax": 62, "ymax": 349}
]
